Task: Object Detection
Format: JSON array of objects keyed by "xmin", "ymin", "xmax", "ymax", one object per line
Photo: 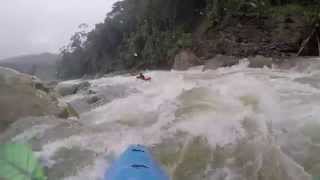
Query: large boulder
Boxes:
[
  {"xmin": 55, "ymin": 81, "xmax": 90, "ymax": 97},
  {"xmin": 248, "ymin": 55, "xmax": 274, "ymax": 68},
  {"xmin": 173, "ymin": 49, "xmax": 201, "ymax": 70},
  {"xmin": 203, "ymin": 55, "xmax": 239, "ymax": 71},
  {"xmin": 0, "ymin": 67, "xmax": 34, "ymax": 86},
  {"xmin": 0, "ymin": 67, "xmax": 62, "ymax": 131}
]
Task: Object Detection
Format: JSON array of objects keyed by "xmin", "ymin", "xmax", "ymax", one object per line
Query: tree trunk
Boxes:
[{"xmin": 297, "ymin": 28, "xmax": 315, "ymax": 56}]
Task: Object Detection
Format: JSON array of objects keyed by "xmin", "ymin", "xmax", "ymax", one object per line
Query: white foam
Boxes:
[
  {"xmin": 32, "ymin": 61, "xmax": 320, "ymax": 179},
  {"xmin": 12, "ymin": 124, "xmax": 54, "ymax": 143}
]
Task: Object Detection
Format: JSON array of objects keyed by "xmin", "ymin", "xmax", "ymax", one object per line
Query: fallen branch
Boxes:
[
  {"xmin": 297, "ymin": 28, "xmax": 316, "ymax": 56},
  {"xmin": 317, "ymin": 33, "xmax": 320, "ymax": 56}
]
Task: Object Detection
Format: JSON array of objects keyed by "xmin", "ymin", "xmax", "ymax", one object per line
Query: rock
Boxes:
[
  {"xmin": 203, "ymin": 55, "xmax": 239, "ymax": 71},
  {"xmin": 33, "ymin": 79, "xmax": 51, "ymax": 93},
  {"xmin": 196, "ymin": 15, "xmax": 308, "ymax": 59},
  {"xmin": 45, "ymin": 81, "xmax": 59, "ymax": 89},
  {"xmin": 0, "ymin": 67, "xmax": 34, "ymax": 86},
  {"xmin": 77, "ymin": 81, "xmax": 90, "ymax": 91},
  {"xmin": 173, "ymin": 49, "xmax": 201, "ymax": 70},
  {"xmin": 88, "ymin": 89, "xmax": 97, "ymax": 95},
  {"xmin": 248, "ymin": 55, "xmax": 273, "ymax": 68},
  {"xmin": 57, "ymin": 103, "xmax": 79, "ymax": 119},
  {"xmin": 55, "ymin": 82, "xmax": 75, "ymax": 96},
  {"xmin": 55, "ymin": 81, "xmax": 91, "ymax": 96},
  {"xmin": 86, "ymin": 95, "xmax": 100, "ymax": 104},
  {"xmin": 203, "ymin": 59, "xmax": 223, "ymax": 71},
  {"xmin": 0, "ymin": 67, "xmax": 61, "ymax": 131},
  {"xmin": 55, "ymin": 83, "xmax": 77, "ymax": 96}
]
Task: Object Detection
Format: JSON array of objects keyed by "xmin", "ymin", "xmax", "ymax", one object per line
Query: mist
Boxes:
[{"xmin": 0, "ymin": 0, "xmax": 117, "ymax": 59}]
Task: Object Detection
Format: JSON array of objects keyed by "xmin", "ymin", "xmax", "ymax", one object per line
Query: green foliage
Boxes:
[
  {"xmin": 177, "ymin": 33, "xmax": 193, "ymax": 48},
  {"xmin": 269, "ymin": 3, "xmax": 320, "ymax": 25},
  {"xmin": 120, "ymin": 28, "xmax": 179, "ymax": 69},
  {"xmin": 206, "ymin": 0, "xmax": 271, "ymax": 20},
  {"xmin": 0, "ymin": 144, "xmax": 46, "ymax": 180},
  {"xmin": 305, "ymin": 5, "xmax": 320, "ymax": 25},
  {"xmin": 58, "ymin": 0, "xmax": 319, "ymax": 79},
  {"xmin": 270, "ymin": 4, "xmax": 311, "ymax": 17}
]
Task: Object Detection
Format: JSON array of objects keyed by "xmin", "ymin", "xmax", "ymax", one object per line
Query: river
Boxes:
[{"xmin": 3, "ymin": 58, "xmax": 320, "ymax": 180}]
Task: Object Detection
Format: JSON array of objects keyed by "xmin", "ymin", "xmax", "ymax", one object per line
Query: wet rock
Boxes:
[
  {"xmin": 32, "ymin": 78, "xmax": 51, "ymax": 93},
  {"xmin": 46, "ymin": 80, "xmax": 59, "ymax": 87},
  {"xmin": 0, "ymin": 67, "xmax": 34, "ymax": 85},
  {"xmin": 203, "ymin": 58, "xmax": 222, "ymax": 71},
  {"xmin": 248, "ymin": 55, "xmax": 273, "ymax": 68},
  {"xmin": 203, "ymin": 55, "xmax": 239, "ymax": 71},
  {"xmin": 86, "ymin": 95, "xmax": 100, "ymax": 104},
  {"xmin": 77, "ymin": 81, "xmax": 90, "ymax": 91},
  {"xmin": 57, "ymin": 103, "xmax": 79, "ymax": 119},
  {"xmin": 0, "ymin": 67, "xmax": 61, "ymax": 131},
  {"xmin": 66, "ymin": 85, "xmax": 129, "ymax": 115},
  {"xmin": 173, "ymin": 49, "xmax": 201, "ymax": 70},
  {"xmin": 54, "ymin": 83, "xmax": 78, "ymax": 96},
  {"xmin": 88, "ymin": 89, "xmax": 97, "ymax": 95},
  {"xmin": 55, "ymin": 81, "xmax": 91, "ymax": 96}
]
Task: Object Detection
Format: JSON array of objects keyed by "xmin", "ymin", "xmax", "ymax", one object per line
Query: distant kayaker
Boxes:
[{"xmin": 136, "ymin": 73, "xmax": 151, "ymax": 81}]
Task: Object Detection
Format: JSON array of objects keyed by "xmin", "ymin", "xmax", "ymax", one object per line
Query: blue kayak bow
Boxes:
[{"xmin": 104, "ymin": 145, "xmax": 169, "ymax": 180}]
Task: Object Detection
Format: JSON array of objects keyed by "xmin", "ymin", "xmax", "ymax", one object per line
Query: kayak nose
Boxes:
[{"xmin": 104, "ymin": 145, "xmax": 169, "ymax": 180}]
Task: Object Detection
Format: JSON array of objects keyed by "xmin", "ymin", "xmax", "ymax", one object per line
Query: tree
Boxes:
[{"xmin": 58, "ymin": 0, "xmax": 319, "ymax": 79}]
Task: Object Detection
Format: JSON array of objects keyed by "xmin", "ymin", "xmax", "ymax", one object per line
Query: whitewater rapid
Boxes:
[{"xmin": 4, "ymin": 59, "xmax": 320, "ymax": 179}]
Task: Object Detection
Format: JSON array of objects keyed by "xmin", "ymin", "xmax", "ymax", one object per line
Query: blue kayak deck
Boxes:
[{"xmin": 105, "ymin": 145, "xmax": 169, "ymax": 180}]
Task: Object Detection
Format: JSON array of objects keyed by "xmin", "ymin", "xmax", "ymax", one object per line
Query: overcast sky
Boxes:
[{"xmin": 0, "ymin": 0, "xmax": 118, "ymax": 59}]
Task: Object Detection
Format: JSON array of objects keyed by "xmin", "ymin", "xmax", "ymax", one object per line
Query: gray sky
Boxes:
[{"xmin": 0, "ymin": 0, "xmax": 118, "ymax": 59}]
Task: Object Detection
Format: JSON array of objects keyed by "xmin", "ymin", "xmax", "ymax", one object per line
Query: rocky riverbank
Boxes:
[
  {"xmin": 197, "ymin": 15, "xmax": 310, "ymax": 58},
  {"xmin": 2, "ymin": 59, "xmax": 320, "ymax": 179},
  {"xmin": 0, "ymin": 67, "xmax": 76, "ymax": 132},
  {"xmin": 171, "ymin": 11, "xmax": 318, "ymax": 71}
]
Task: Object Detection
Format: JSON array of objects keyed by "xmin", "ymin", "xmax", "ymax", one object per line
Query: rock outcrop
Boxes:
[
  {"xmin": 0, "ymin": 67, "xmax": 62, "ymax": 131},
  {"xmin": 196, "ymin": 15, "xmax": 308, "ymax": 60},
  {"xmin": 248, "ymin": 55, "xmax": 274, "ymax": 68},
  {"xmin": 55, "ymin": 81, "xmax": 90, "ymax": 97},
  {"xmin": 173, "ymin": 49, "xmax": 201, "ymax": 70},
  {"xmin": 203, "ymin": 55, "xmax": 239, "ymax": 71}
]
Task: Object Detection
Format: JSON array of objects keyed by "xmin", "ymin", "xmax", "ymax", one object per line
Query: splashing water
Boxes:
[{"xmin": 4, "ymin": 59, "xmax": 320, "ymax": 180}]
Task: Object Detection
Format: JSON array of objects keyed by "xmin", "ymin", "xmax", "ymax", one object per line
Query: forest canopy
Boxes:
[{"xmin": 58, "ymin": 0, "xmax": 320, "ymax": 79}]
